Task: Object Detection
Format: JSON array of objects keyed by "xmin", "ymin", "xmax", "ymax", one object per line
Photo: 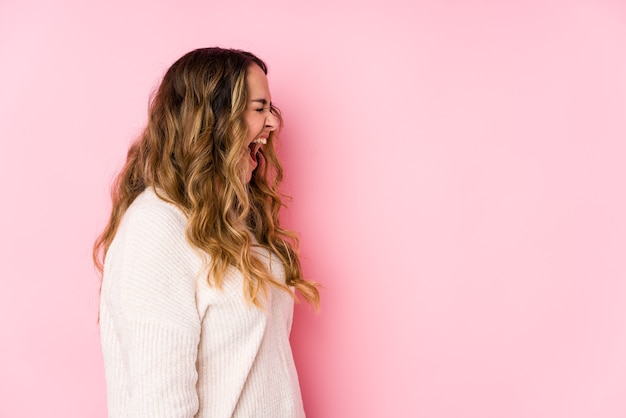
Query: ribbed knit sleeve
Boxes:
[{"xmin": 100, "ymin": 197, "xmax": 202, "ymax": 418}]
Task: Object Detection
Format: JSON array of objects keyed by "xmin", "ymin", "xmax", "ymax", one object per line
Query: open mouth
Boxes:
[
  {"xmin": 248, "ymin": 138, "xmax": 267, "ymax": 162},
  {"xmin": 248, "ymin": 142, "xmax": 259, "ymax": 161}
]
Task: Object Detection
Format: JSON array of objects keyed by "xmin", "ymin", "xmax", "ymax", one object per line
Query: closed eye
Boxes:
[{"xmin": 251, "ymin": 98, "xmax": 274, "ymax": 113}]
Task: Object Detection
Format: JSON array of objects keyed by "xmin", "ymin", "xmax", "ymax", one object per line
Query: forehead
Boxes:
[{"xmin": 246, "ymin": 64, "xmax": 271, "ymax": 98}]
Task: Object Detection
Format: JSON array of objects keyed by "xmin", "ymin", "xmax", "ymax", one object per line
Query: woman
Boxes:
[{"xmin": 93, "ymin": 47, "xmax": 320, "ymax": 418}]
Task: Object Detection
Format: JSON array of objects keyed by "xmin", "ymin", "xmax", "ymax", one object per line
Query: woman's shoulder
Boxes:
[
  {"xmin": 107, "ymin": 188, "xmax": 201, "ymax": 277},
  {"xmin": 122, "ymin": 188, "xmax": 187, "ymax": 232},
  {"xmin": 110, "ymin": 188, "xmax": 192, "ymax": 260}
]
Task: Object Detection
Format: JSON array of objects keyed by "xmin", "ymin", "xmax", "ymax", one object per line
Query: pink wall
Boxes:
[{"xmin": 1, "ymin": 0, "xmax": 626, "ymax": 417}]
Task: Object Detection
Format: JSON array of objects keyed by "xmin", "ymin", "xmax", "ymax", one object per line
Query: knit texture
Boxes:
[{"xmin": 100, "ymin": 189, "xmax": 305, "ymax": 418}]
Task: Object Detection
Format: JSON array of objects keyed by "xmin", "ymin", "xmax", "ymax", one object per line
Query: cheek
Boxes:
[
  {"xmin": 247, "ymin": 114, "xmax": 264, "ymax": 134},
  {"xmin": 243, "ymin": 114, "xmax": 255, "ymax": 139},
  {"xmin": 243, "ymin": 114, "xmax": 251, "ymax": 131}
]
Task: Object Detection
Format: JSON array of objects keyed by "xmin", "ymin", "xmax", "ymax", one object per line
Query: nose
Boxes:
[{"xmin": 265, "ymin": 111, "xmax": 278, "ymax": 131}]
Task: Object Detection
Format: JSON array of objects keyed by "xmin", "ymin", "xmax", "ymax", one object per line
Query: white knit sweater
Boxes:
[{"xmin": 100, "ymin": 189, "xmax": 305, "ymax": 418}]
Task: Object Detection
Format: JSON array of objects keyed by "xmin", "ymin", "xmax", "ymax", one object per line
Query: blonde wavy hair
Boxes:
[{"xmin": 93, "ymin": 47, "xmax": 319, "ymax": 309}]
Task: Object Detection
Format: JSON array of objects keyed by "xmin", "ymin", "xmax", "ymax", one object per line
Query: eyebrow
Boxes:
[{"xmin": 250, "ymin": 98, "xmax": 272, "ymax": 106}]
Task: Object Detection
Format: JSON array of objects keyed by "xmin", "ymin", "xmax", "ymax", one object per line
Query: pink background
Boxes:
[{"xmin": 1, "ymin": 0, "xmax": 626, "ymax": 417}]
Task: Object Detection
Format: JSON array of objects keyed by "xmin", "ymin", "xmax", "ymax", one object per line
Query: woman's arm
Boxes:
[{"xmin": 101, "ymin": 198, "xmax": 201, "ymax": 417}]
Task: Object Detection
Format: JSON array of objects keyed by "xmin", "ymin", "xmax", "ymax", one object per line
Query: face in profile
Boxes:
[{"xmin": 243, "ymin": 63, "xmax": 279, "ymax": 183}]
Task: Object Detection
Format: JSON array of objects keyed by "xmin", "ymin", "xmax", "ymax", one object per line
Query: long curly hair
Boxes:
[{"xmin": 93, "ymin": 47, "xmax": 319, "ymax": 309}]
